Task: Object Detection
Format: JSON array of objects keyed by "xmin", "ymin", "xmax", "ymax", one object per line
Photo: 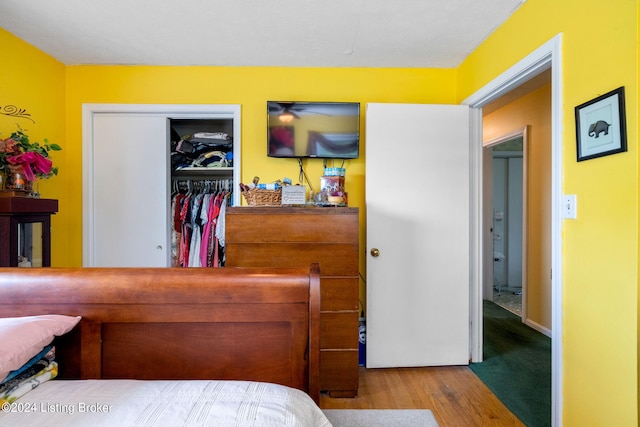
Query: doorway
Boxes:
[
  {"xmin": 464, "ymin": 34, "xmax": 562, "ymax": 426},
  {"xmin": 485, "ymin": 129, "xmax": 527, "ymax": 318},
  {"xmin": 481, "ymin": 71, "xmax": 553, "ymax": 337},
  {"xmin": 476, "ymin": 71, "xmax": 553, "ymax": 427}
]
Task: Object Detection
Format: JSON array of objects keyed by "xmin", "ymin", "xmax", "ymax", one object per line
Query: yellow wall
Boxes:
[
  {"xmin": 459, "ymin": 0, "xmax": 638, "ymax": 425},
  {"xmin": 483, "ymin": 83, "xmax": 552, "ymax": 331},
  {"xmin": 64, "ymin": 66, "xmax": 456, "ymax": 273},
  {"xmin": 0, "ymin": 29, "xmax": 68, "ymax": 265}
]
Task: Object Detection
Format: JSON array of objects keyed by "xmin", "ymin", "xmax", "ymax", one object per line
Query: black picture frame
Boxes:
[{"xmin": 575, "ymin": 86, "xmax": 627, "ymax": 161}]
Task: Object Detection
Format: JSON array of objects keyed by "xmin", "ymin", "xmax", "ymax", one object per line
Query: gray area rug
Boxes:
[{"xmin": 323, "ymin": 409, "xmax": 439, "ymax": 427}]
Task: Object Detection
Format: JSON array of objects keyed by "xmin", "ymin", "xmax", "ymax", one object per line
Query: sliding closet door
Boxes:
[{"xmin": 86, "ymin": 113, "xmax": 170, "ymax": 267}]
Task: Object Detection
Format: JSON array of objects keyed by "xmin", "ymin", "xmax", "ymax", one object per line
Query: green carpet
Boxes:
[{"xmin": 469, "ymin": 300, "xmax": 551, "ymax": 427}]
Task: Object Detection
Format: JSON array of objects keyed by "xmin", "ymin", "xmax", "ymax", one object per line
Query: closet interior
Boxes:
[{"xmin": 170, "ymin": 117, "xmax": 236, "ymax": 268}]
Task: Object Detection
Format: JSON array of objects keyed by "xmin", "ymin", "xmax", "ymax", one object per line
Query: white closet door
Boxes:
[{"xmin": 89, "ymin": 113, "xmax": 169, "ymax": 266}]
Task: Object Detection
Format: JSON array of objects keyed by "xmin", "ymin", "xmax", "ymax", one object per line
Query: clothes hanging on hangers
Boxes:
[{"xmin": 170, "ymin": 178, "xmax": 232, "ymax": 268}]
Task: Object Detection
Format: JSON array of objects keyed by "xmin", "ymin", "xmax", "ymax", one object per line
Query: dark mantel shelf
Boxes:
[{"xmin": 0, "ymin": 197, "xmax": 58, "ymax": 214}]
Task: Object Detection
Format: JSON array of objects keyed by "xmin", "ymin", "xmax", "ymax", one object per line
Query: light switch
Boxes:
[{"xmin": 563, "ymin": 195, "xmax": 577, "ymax": 219}]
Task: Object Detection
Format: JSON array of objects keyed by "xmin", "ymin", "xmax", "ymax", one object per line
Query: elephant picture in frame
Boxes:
[{"xmin": 575, "ymin": 86, "xmax": 627, "ymax": 161}]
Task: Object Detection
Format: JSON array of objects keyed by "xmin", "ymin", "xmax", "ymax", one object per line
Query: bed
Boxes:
[{"xmin": 0, "ymin": 264, "xmax": 331, "ymax": 426}]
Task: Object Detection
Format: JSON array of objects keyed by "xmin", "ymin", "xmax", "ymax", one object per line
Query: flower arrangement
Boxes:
[{"xmin": 0, "ymin": 126, "xmax": 62, "ymax": 184}]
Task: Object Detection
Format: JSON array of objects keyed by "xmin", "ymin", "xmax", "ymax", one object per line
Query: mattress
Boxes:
[{"xmin": 0, "ymin": 379, "xmax": 332, "ymax": 427}]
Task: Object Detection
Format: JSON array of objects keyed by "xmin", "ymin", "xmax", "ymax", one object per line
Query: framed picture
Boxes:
[{"xmin": 575, "ymin": 86, "xmax": 627, "ymax": 161}]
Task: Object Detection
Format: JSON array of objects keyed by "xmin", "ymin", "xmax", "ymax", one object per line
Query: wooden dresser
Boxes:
[{"xmin": 225, "ymin": 206, "xmax": 359, "ymax": 397}]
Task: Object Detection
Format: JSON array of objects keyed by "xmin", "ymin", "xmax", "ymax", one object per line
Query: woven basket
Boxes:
[{"xmin": 241, "ymin": 188, "xmax": 282, "ymax": 206}]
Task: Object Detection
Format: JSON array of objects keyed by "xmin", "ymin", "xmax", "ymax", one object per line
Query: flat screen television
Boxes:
[{"xmin": 267, "ymin": 101, "xmax": 360, "ymax": 158}]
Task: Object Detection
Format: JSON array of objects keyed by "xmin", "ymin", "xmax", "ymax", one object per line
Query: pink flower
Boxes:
[
  {"xmin": 7, "ymin": 152, "xmax": 52, "ymax": 181},
  {"xmin": 0, "ymin": 137, "xmax": 20, "ymax": 155}
]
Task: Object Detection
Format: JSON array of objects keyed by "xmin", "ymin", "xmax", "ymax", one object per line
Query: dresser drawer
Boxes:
[
  {"xmin": 320, "ymin": 350, "xmax": 359, "ymax": 395},
  {"xmin": 225, "ymin": 243, "xmax": 358, "ymax": 276},
  {"xmin": 225, "ymin": 208, "xmax": 358, "ymax": 243},
  {"xmin": 321, "ymin": 277, "xmax": 359, "ymax": 311},
  {"xmin": 321, "ymin": 312, "xmax": 359, "ymax": 349}
]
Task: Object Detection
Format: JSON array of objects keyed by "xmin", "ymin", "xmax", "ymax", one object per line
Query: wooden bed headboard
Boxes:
[{"xmin": 0, "ymin": 264, "xmax": 320, "ymax": 403}]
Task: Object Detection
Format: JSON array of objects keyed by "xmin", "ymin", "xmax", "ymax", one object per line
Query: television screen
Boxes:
[{"xmin": 267, "ymin": 101, "xmax": 360, "ymax": 158}]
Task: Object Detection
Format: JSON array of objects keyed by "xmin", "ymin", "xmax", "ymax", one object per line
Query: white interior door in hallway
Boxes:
[
  {"xmin": 492, "ymin": 151, "xmax": 524, "ymax": 291},
  {"xmin": 365, "ymin": 103, "xmax": 470, "ymax": 368}
]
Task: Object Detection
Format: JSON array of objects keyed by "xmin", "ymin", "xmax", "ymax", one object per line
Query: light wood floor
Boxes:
[{"xmin": 320, "ymin": 366, "xmax": 525, "ymax": 427}]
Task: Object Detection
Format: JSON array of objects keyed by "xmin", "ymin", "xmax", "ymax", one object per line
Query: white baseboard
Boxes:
[{"xmin": 525, "ymin": 318, "xmax": 552, "ymax": 338}]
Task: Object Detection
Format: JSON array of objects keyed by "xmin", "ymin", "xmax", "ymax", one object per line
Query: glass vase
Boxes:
[{"xmin": 4, "ymin": 164, "xmax": 33, "ymax": 193}]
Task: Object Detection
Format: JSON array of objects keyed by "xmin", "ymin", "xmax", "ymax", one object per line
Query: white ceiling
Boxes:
[{"xmin": 0, "ymin": 0, "xmax": 524, "ymax": 68}]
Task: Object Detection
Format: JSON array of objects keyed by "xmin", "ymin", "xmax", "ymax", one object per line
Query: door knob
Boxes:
[{"xmin": 370, "ymin": 248, "xmax": 380, "ymax": 257}]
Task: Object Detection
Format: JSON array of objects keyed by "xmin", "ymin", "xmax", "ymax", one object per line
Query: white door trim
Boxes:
[{"xmin": 463, "ymin": 34, "xmax": 563, "ymax": 427}]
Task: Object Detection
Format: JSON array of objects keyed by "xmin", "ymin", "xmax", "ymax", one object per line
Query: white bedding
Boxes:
[{"xmin": 0, "ymin": 379, "xmax": 332, "ymax": 427}]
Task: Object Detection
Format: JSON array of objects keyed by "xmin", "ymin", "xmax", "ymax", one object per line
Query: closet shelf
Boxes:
[{"xmin": 173, "ymin": 167, "xmax": 234, "ymax": 178}]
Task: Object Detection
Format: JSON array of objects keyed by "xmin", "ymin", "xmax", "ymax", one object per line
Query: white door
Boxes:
[
  {"xmin": 366, "ymin": 103, "xmax": 470, "ymax": 367},
  {"xmin": 493, "ymin": 154, "xmax": 524, "ymax": 290},
  {"xmin": 90, "ymin": 113, "xmax": 170, "ymax": 266},
  {"xmin": 492, "ymin": 157, "xmax": 508, "ymax": 288}
]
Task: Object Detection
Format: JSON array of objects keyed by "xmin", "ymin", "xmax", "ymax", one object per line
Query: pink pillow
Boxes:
[{"xmin": 0, "ymin": 315, "xmax": 81, "ymax": 382}]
